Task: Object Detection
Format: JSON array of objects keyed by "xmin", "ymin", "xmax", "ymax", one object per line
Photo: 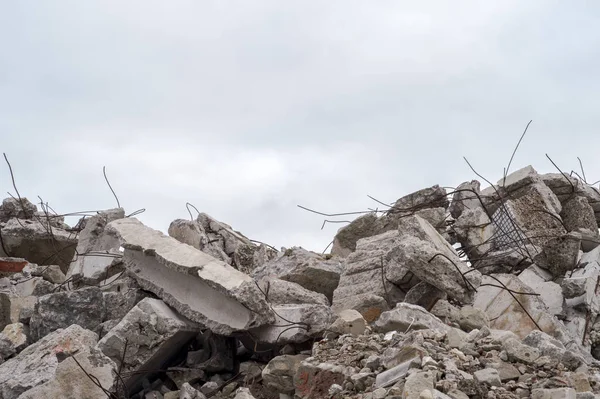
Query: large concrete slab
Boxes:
[{"xmin": 106, "ymin": 218, "xmax": 274, "ymax": 334}]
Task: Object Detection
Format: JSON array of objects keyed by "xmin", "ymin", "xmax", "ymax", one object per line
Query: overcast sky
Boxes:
[{"xmin": 2, "ymin": 1, "xmax": 600, "ymax": 252}]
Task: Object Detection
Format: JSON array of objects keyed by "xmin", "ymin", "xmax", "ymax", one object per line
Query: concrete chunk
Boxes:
[
  {"xmin": 0, "ymin": 325, "xmax": 98, "ymax": 399},
  {"xmin": 374, "ymin": 303, "xmax": 450, "ymax": 333},
  {"xmin": 331, "ymin": 213, "xmax": 380, "ymax": 258},
  {"xmin": 107, "ymin": 218, "xmax": 274, "ymax": 334},
  {"xmin": 66, "ymin": 208, "xmax": 125, "ymax": 285},
  {"xmin": 97, "ymin": 298, "xmax": 202, "ymax": 393}
]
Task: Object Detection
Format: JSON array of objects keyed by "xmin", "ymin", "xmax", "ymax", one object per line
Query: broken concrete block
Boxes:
[
  {"xmin": 503, "ymin": 337, "xmax": 540, "ymax": 364},
  {"xmin": 0, "ymin": 324, "xmax": 98, "ymax": 399},
  {"xmin": 168, "ymin": 218, "xmax": 231, "ymax": 264},
  {"xmin": 197, "ymin": 212, "xmax": 254, "ymax": 255},
  {"xmin": 30, "ymin": 286, "xmax": 106, "ymax": 341},
  {"xmin": 331, "ymin": 230, "xmax": 414, "ymax": 320},
  {"xmin": 180, "ymin": 382, "xmax": 206, "ymax": 399},
  {"xmin": 17, "ymin": 347, "xmax": 117, "ymax": 399},
  {"xmin": 404, "ymin": 281, "xmax": 448, "ymax": 311},
  {"xmin": 498, "ymin": 165, "xmax": 539, "ymax": 191},
  {"xmin": 474, "ymin": 274, "xmax": 572, "ymax": 342},
  {"xmin": 97, "ymin": 297, "xmax": 202, "ymax": 393},
  {"xmin": 449, "ymin": 180, "xmax": 482, "ymax": 219},
  {"xmin": 0, "ymin": 198, "xmax": 37, "ymax": 222},
  {"xmin": 542, "ymin": 173, "xmax": 600, "ymax": 226},
  {"xmin": 519, "ymin": 265, "xmax": 564, "ymax": 316},
  {"xmin": 457, "ymin": 306, "xmax": 489, "ymax": 332},
  {"xmin": 331, "ymin": 213, "xmax": 381, "ymax": 258},
  {"xmin": 249, "ymin": 304, "xmax": 333, "ymax": 344},
  {"xmin": 0, "ymin": 294, "xmax": 36, "ymax": 329},
  {"xmin": 107, "ymin": 218, "xmax": 274, "ymax": 334},
  {"xmin": 328, "ymin": 309, "xmax": 367, "ymax": 337},
  {"xmin": 395, "ymin": 215, "xmax": 482, "ymax": 304},
  {"xmin": 534, "ymin": 233, "xmax": 581, "ymax": 277},
  {"xmin": 29, "ymin": 264, "xmax": 66, "ymax": 284},
  {"xmin": 374, "ymin": 303, "xmax": 450, "ymax": 333},
  {"xmin": 66, "ymin": 208, "xmax": 125, "ymax": 286},
  {"xmin": 453, "ymin": 207, "xmax": 494, "ymax": 262},
  {"xmin": 388, "ymin": 185, "xmax": 449, "ymax": 215},
  {"xmin": 402, "ymin": 370, "xmax": 436, "ymax": 398},
  {"xmin": 0, "ymin": 218, "xmax": 77, "ymax": 273},
  {"xmin": 253, "ymin": 247, "xmax": 343, "ymax": 301},
  {"xmin": 474, "ymin": 368, "xmax": 501, "ymax": 387},
  {"xmin": 561, "ymin": 196, "xmax": 599, "ymax": 238},
  {"xmin": 375, "ymin": 355, "xmax": 420, "ymax": 388},
  {"xmin": 256, "ymin": 277, "xmax": 329, "ymax": 306},
  {"xmin": 262, "ymin": 354, "xmax": 308, "ymax": 395}
]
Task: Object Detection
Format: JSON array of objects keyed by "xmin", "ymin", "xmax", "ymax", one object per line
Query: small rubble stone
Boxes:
[
  {"xmin": 403, "ymin": 371, "xmax": 435, "ymax": 399},
  {"xmin": 561, "ymin": 196, "xmax": 599, "ymax": 237},
  {"xmin": 457, "ymin": 306, "xmax": 489, "ymax": 332},
  {"xmin": 30, "ymin": 286, "xmax": 105, "ymax": 341},
  {"xmin": 531, "ymin": 388, "xmax": 576, "ymax": 399},
  {"xmin": 503, "ymin": 338, "xmax": 540, "ymax": 364},
  {"xmin": 328, "ymin": 309, "xmax": 367, "ymax": 337},
  {"xmin": 179, "ymin": 382, "xmax": 206, "ymax": 399},
  {"xmin": 1, "ymin": 322, "xmax": 28, "ymax": 352},
  {"xmin": 473, "ymin": 368, "xmax": 501, "ymax": 387},
  {"xmin": 29, "ymin": 264, "xmax": 65, "ymax": 284}
]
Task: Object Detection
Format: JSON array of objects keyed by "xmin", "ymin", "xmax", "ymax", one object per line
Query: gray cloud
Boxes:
[{"xmin": 2, "ymin": 1, "xmax": 600, "ymax": 251}]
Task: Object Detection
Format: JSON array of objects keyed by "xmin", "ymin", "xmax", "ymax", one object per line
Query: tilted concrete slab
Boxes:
[{"xmin": 106, "ymin": 218, "xmax": 274, "ymax": 335}]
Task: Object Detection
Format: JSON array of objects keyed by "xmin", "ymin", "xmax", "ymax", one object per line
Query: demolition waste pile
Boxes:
[{"xmin": 3, "ymin": 153, "xmax": 600, "ymax": 399}]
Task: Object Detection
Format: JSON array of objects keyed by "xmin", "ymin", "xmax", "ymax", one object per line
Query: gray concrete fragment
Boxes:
[
  {"xmin": 395, "ymin": 215, "xmax": 481, "ymax": 304},
  {"xmin": 168, "ymin": 218, "xmax": 231, "ymax": 264},
  {"xmin": 519, "ymin": 265, "xmax": 564, "ymax": 316},
  {"xmin": 503, "ymin": 337, "xmax": 540, "ymax": 364},
  {"xmin": 453, "ymin": 207, "xmax": 494, "ymax": 262},
  {"xmin": 328, "ymin": 309, "xmax": 367, "ymax": 337},
  {"xmin": 97, "ymin": 298, "xmax": 202, "ymax": 393},
  {"xmin": 561, "ymin": 196, "xmax": 599, "ymax": 238},
  {"xmin": 0, "ymin": 198, "xmax": 37, "ymax": 223},
  {"xmin": 449, "ymin": 180, "xmax": 481, "ymax": 219},
  {"xmin": 331, "ymin": 230, "xmax": 413, "ymax": 321},
  {"xmin": 374, "ymin": 355, "xmax": 420, "ymax": 388},
  {"xmin": 531, "ymin": 388, "xmax": 576, "ymax": 399},
  {"xmin": 473, "ymin": 368, "xmax": 501, "ymax": 387},
  {"xmin": 374, "ymin": 303, "xmax": 450, "ymax": 333},
  {"xmin": 0, "ymin": 218, "xmax": 77, "ymax": 273},
  {"xmin": 107, "ymin": 218, "xmax": 274, "ymax": 334},
  {"xmin": 256, "ymin": 277, "xmax": 329, "ymax": 306},
  {"xmin": 30, "ymin": 287, "xmax": 105, "ymax": 341},
  {"xmin": 249, "ymin": 304, "xmax": 333, "ymax": 344},
  {"xmin": 457, "ymin": 306, "xmax": 489, "ymax": 332},
  {"xmin": 29, "ymin": 264, "xmax": 66, "ymax": 284},
  {"xmin": 534, "ymin": 233, "xmax": 581, "ymax": 277},
  {"xmin": 17, "ymin": 347, "xmax": 117, "ymax": 399},
  {"xmin": 0, "ymin": 324, "xmax": 98, "ymax": 399},
  {"xmin": 389, "ymin": 185, "xmax": 449, "ymax": 214},
  {"xmin": 404, "ymin": 281, "xmax": 447, "ymax": 311},
  {"xmin": 331, "ymin": 213, "xmax": 380, "ymax": 258},
  {"xmin": 1, "ymin": 322, "xmax": 28, "ymax": 352},
  {"xmin": 66, "ymin": 208, "xmax": 125, "ymax": 285},
  {"xmin": 262, "ymin": 354, "xmax": 308, "ymax": 395},
  {"xmin": 253, "ymin": 247, "xmax": 343, "ymax": 301}
]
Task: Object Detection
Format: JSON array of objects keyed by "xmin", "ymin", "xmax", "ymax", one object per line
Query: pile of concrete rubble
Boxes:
[{"xmin": 1, "ymin": 165, "xmax": 600, "ymax": 399}]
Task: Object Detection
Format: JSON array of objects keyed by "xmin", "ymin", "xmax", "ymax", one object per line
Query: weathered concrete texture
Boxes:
[
  {"xmin": 197, "ymin": 212, "xmax": 254, "ymax": 257},
  {"xmin": 534, "ymin": 233, "xmax": 581, "ymax": 277},
  {"xmin": 17, "ymin": 347, "xmax": 117, "ymax": 399},
  {"xmin": 262, "ymin": 354, "xmax": 308, "ymax": 395},
  {"xmin": 531, "ymin": 388, "xmax": 576, "ymax": 399},
  {"xmin": 107, "ymin": 218, "xmax": 275, "ymax": 335},
  {"xmin": 0, "ymin": 294, "xmax": 36, "ymax": 330},
  {"xmin": 66, "ymin": 208, "xmax": 125, "ymax": 285},
  {"xmin": 331, "ymin": 213, "xmax": 380, "ymax": 258},
  {"xmin": 1, "ymin": 322, "xmax": 28, "ymax": 352},
  {"xmin": 168, "ymin": 218, "xmax": 231, "ymax": 264},
  {"xmin": 453, "ymin": 207, "xmax": 494, "ymax": 262},
  {"xmin": 374, "ymin": 303, "xmax": 450, "ymax": 333},
  {"xmin": 522, "ymin": 330, "xmax": 584, "ymax": 370},
  {"xmin": 541, "ymin": 173, "xmax": 600, "ymax": 226},
  {"xmin": 29, "ymin": 264, "xmax": 66, "ymax": 284},
  {"xmin": 474, "ymin": 274, "xmax": 573, "ymax": 344},
  {"xmin": 404, "ymin": 281, "xmax": 448, "ymax": 311},
  {"xmin": 395, "ymin": 215, "xmax": 482, "ymax": 304},
  {"xmin": 0, "ymin": 324, "xmax": 98, "ymax": 399},
  {"xmin": 30, "ymin": 287, "xmax": 106, "ymax": 341},
  {"xmin": 0, "ymin": 198, "xmax": 37, "ymax": 222},
  {"xmin": 518, "ymin": 265, "xmax": 564, "ymax": 316},
  {"xmin": 249, "ymin": 304, "xmax": 334, "ymax": 344},
  {"xmin": 561, "ymin": 195, "xmax": 599, "ymax": 237},
  {"xmin": 388, "ymin": 185, "xmax": 449, "ymax": 214},
  {"xmin": 449, "ymin": 180, "xmax": 482, "ymax": 219},
  {"xmin": 256, "ymin": 277, "xmax": 329, "ymax": 306},
  {"xmin": 328, "ymin": 309, "xmax": 367, "ymax": 337},
  {"xmin": 0, "ymin": 218, "xmax": 77, "ymax": 273},
  {"xmin": 331, "ymin": 230, "xmax": 414, "ymax": 322},
  {"xmin": 97, "ymin": 298, "xmax": 202, "ymax": 393},
  {"xmin": 294, "ymin": 360, "xmax": 345, "ymax": 399},
  {"xmin": 252, "ymin": 247, "xmax": 343, "ymax": 301}
]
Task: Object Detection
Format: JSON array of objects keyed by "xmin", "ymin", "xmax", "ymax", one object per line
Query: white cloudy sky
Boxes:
[{"xmin": 2, "ymin": 1, "xmax": 600, "ymax": 252}]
